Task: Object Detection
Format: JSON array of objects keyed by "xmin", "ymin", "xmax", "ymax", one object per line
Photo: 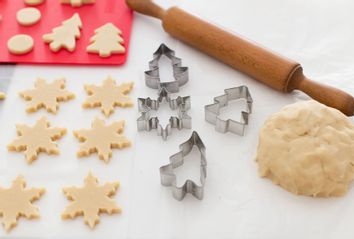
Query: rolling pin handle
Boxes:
[{"xmin": 125, "ymin": 0, "xmax": 166, "ymax": 20}]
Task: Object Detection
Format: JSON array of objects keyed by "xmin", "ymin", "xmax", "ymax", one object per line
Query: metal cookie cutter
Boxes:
[
  {"xmin": 137, "ymin": 88, "xmax": 192, "ymax": 140},
  {"xmin": 205, "ymin": 86, "xmax": 253, "ymax": 135},
  {"xmin": 145, "ymin": 44, "xmax": 189, "ymax": 93},
  {"xmin": 160, "ymin": 131, "xmax": 207, "ymax": 201}
]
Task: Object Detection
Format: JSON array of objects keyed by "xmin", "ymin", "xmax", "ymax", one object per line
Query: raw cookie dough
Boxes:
[
  {"xmin": 0, "ymin": 176, "xmax": 45, "ymax": 232},
  {"xmin": 74, "ymin": 118, "xmax": 131, "ymax": 162},
  {"xmin": 7, "ymin": 34, "xmax": 34, "ymax": 55},
  {"xmin": 86, "ymin": 23, "xmax": 125, "ymax": 58},
  {"xmin": 43, "ymin": 13, "xmax": 82, "ymax": 52},
  {"xmin": 20, "ymin": 78, "xmax": 75, "ymax": 114},
  {"xmin": 62, "ymin": 172, "xmax": 120, "ymax": 229},
  {"xmin": 24, "ymin": 0, "xmax": 45, "ymax": 6},
  {"xmin": 16, "ymin": 8, "xmax": 41, "ymax": 26},
  {"xmin": 61, "ymin": 0, "xmax": 95, "ymax": 7},
  {"xmin": 8, "ymin": 117, "xmax": 67, "ymax": 164},
  {"xmin": 83, "ymin": 76, "xmax": 133, "ymax": 117},
  {"xmin": 256, "ymin": 100, "xmax": 354, "ymax": 197}
]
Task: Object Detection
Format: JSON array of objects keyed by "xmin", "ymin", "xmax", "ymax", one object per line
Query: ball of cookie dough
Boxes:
[{"xmin": 256, "ymin": 100, "xmax": 354, "ymax": 197}]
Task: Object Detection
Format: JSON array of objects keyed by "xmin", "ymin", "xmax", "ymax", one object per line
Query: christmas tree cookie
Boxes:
[
  {"xmin": 0, "ymin": 176, "xmax": 45, "ymax": 232},
  {"xmin": 62, "ymin": 172, "xmax": 120, "ymax": 229},
  {"xmin": 43, "ymin": 13, "xmax": 82, "ymax": 52},
  {"xmin": 86, "ymin": 23, "xmax": 125, "ymax": 58},
  {"xmin": 8, "ymin": 117, "xmax": 67, "ymax": 164}
]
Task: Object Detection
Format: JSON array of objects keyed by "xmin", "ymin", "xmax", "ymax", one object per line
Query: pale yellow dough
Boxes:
[
  {"xmin": 16, "ymin": 8, "xmax": 41, "ymax": 26},
  {"xmin": 24, "ymin": 0, "xmax": 45, "ymax": 6},
  {"xmin": 62, "ymin": 172, "xmax": 120, "ymax": 229},
  {"xmin": 0, "ymin": 176, "xmax": 45, "ymax": 232},
  {"xmin": 61, "ymin": 0, "xmax": 95, "ymax": 7},
  {"xmin": 7, "ymin": 34, "xmax": 34, "ymax": 55},
  {"xmin": 256, "ymin": 100, "xmax": 354, "ymax": 197},
  {"xmin": 0, "ymin": 92, "xmax": 5, "ymax": 100}
]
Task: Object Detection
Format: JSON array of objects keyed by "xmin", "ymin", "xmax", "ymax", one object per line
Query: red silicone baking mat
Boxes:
[{"xmin": 0, "ymin": 0, "xmax": 133, "ymax": 65}]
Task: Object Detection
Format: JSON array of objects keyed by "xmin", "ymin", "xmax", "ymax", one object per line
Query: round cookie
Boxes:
[
  {"xmin": 24, "ymin": 0, "xmax": 45, "ymax": 6},
  {"xmin": 7, "ymin": 34, "xmax": 34, "ymax": 55},
  {"xmin": 256, "ymin": 100, "xmax": 354, "ymax": 197},
  {"xmin": 16, "ymin": 8, "xmax": 41, "ymax": 26}
]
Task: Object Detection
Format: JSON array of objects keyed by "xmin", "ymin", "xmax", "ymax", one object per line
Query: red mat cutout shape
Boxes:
[{"xmin": 0, "ymin": 0, "xmax": 133, "ymax": 65}]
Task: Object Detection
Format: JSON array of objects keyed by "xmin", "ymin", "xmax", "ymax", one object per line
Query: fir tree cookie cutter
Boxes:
[
  {"xmin": 205, "ymin": 86, "xmax": 253, "ymax": 135},
  {"xmin": 145, "ymin": 44, "xmax": 189, "ymax": 93},
  {"xmin": 160, "ymin": 131, "xmax": 206, "ymax": 201},
  {"xmin": 137, "ymin": 87, "xmax": 191, "ymax": 140}
]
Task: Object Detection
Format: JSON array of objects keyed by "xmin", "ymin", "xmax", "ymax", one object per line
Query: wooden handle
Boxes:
[{"xmin": 125, "ymin": 0, "xmax": 354, "ymax": 116}]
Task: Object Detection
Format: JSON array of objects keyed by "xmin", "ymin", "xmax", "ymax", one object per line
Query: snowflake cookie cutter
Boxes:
[
  {"xmin": 137, "ymin": 88, "xmax": 191, "ymax": 140},
  {"xmin": 160, "ymin": 131, "xmax": 206, "ymax": 201},
  {"xmin": 205, "ymin": 86, "xmax": 253, "ymax": 135},
  {"xmin": 145, "ymin": 44, "xmax": 189, "ymax": 93}
]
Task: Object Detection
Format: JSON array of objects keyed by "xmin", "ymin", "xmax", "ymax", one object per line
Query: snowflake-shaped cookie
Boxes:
[
  {"xmin": 73, "ymin": 117, "xmax": 131, "ymax": 162},
  {"xmin": 62, "ymin": 172, "xmax": 120, "ymax": 229},
  {"xmin": 20, "ymin": 78, "xmax": 75, "ymax": 114},
  {"xmin": 8, "ymin": 117, "xmax": 67, "ymax": 164},
  {"xmin": 0, "ymin": 176, "xmax": 45, "ymax": 232},
  {"xmin": 83, "ymin": 76, "xmax": 133, "ymax": 117}
]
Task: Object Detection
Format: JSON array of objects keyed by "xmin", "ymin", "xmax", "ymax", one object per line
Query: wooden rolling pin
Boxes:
[{"xmin": 126, "ymin": 0, "xmax": 354, "ymax": 116}]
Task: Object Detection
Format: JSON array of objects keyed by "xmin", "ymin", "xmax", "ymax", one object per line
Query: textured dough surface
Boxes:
[
  {"xmin": 7, "ymin": 34, "xmax": 34, "ymax": 55},
  {"xmin": 24, "ymin": 0, "xmax": 45, "ymax": 6},
  {"xmin": 0, "ymin": 176, "xmax": 45, "ymax": 232},
  {"xmin": 16, "ymin": 8, "xmax": 41, "ymax": 26},
  {"xmin": 256, "ymin": 100, "xmax": 354, "ymax": 197},
  {"xmin": 62, "ymin": 172, "xmax": 120, "ymax": 229}
]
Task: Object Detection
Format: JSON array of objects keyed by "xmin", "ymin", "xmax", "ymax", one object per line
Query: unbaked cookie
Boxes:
[
  {"xmin": 7, "ymin": 34, "xmax": 34, "ymax": 55},
  {"xmin": 24, "ymin": 0, "xmax": 45, "ymax": 6},
  {"xmin": 43, "ymin": 13, "xmax": 82, "ymax": 52},
  {"xmin": 8, "ymin": 117, "xmax": 67, "ymax": 164},
  {"xmin": 20, "ymin": 78, "xmax": 75, "ymax": 114},
  {"xmin": 83, "ymin": 76, "xmax": 133, "ymax": 117},
  {"xmin": 86, "ymin": 23, "xmax": 125, "ymax": 58},
  {"xmin": 256, "ymin": 100, "xmax": 354, "ymax": 197},
  {"xmin": 0, "ymin": 176, "xmax": 45, "ymax": 232},
  {"xmin": 73, "ymin": 118, "xmax": 131, "ymax": 162},
  {"xmin": 62, "ymin": 172, "xmax": 120, "ymax": 229},
  {"xmin": 61, "ymin": 0, "xmax": 95, "ymax": 7},
  {"xmin": 16, "ymin": 8, "xmax": 41, "ymax": 26}
]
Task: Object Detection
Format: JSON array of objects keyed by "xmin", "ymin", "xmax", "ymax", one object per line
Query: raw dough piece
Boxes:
[
  {"xmin": 256, "ymin": 100, "xmax": 354, "ymax": 197},
  {"xmin": 83, "ymin": 76, "xmax": 133, "ymax": 117},
  {"xmin": 16, "ymin": 8, "xmax": 41, "ymax": 26},
  {"xmin": 24, "ymin": 0, "xmax": 45, "ymax": 6},
  {"xmin": 62, "ymin": 172, "xmax": 120, "ymax": 229},
  {"xmin": 73, "ymin": 118, "xmax": 131, "ymax": 162},
  {"xmin": 20, "ymin": 78, "xmax": 75, "ymax": 114},
  {"xmin": 61, "ymin": 0, "xmax": 95, "ymax": 7},
  {"xmin": 7, "ymin": 34, "xmax": 34, "ymax": 55},
  {"xmin": 0, "ymin": 176, "xmax": 45, "ymax": 232},
  {"xmin": 86, "ymin": 23, "xmax": 125, "ymax": 58},
  {"xmin": 0, "ymin": 92, "xmax": 5, "ymax": 100},
  {"xmin": 8, "ymin": 117, "xmax": 67, "ymax": 164},
  {"xmin": 43, "ymin": 13, "xmax": 82, "ymax": 52}
]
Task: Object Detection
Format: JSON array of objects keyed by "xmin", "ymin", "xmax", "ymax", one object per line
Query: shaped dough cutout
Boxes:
[
  {"xmin": 24, "ymin": 0, "xmax": 45, "ymax": 6},
  {"xmin": 86, "ymin": 23, "xmax": 125, "ymax": 58},
  {"xmin": 8, "ymin": 117, "xmax": 67, "ymax": 164},
  {"xmin": 7, "ymin": 34, "xmax": 34, "ymax": 55},
  {"xmin": 0, "ymin": 176, "xmax": 45, "ymax": 232},
  {"xmin": 62, "ymin": 172, "xmax": 120, "ymax": 229},
  {"xmin": 43, "ymin": 13, "xmax": 82, "ymax": 52},
  {"xmin": 16, "ymin": 8, "xmax": 41, "ymax": 26},
  {"xmin": 20, "ymin": 78, "xmax": 75, "ymax": 114},
  {"xmin": 61, "ymin": 0, "xmax": 95, "ymax": 7},
  {"xmin": 73, "ymin": 118, "xmax": 131, "ymax": 162},
  {"xmin": 256, "ymin": 100, "xmax": 354, "ymax": 197}
]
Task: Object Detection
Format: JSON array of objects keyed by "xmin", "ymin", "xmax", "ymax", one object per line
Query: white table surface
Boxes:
[{"xmin": 1, "ymin": 0, "xmax": 354, "ymax": 238}]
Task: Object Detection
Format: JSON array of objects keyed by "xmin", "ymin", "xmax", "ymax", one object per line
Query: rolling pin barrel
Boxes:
[{"xmin": 126, "ymin": 0, "xmax": 354, "ymax": 116}]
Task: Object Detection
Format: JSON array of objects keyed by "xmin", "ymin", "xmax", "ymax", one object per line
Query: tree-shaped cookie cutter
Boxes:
[
  {"xmin": 145, "ymin": 43, "xmax": 189, "ymax": 93},
  {"xmin": 137, "ymin": 88, "xmax": 191, "ymax": 140},
  {"xmin": 160, "ymin": 131, "xmax": 207, "ymax": 201},
  {"xmin": 205, "ymin": 86, "xmax": 253, "ymax": 135}
]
